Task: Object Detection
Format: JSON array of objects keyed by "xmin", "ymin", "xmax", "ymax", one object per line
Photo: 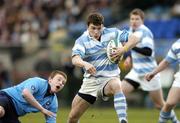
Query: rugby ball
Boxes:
[{"xmin": 107, "ymin": 39, "xmax": 123, "ymax": 63}]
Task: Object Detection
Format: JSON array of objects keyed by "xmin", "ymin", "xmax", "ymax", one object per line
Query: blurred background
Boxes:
[{"xmin": 0, "ymin": 0, "xmax": 180, "ymax": 108}]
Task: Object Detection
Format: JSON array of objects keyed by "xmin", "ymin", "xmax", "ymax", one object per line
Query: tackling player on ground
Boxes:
[{"xmin": 0, "ymin": 70, "xmax": 67, "ymax": 123}]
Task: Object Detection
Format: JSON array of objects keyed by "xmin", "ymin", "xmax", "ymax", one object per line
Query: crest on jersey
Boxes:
[{"xmin": 31, "ymin": 85, "xmax": 36, "ymax": 91}]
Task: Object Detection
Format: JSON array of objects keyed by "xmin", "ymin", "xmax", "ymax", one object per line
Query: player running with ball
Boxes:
[{"xmin": 68, "ymin": 12, "xmax": 141, "ymax": 123}]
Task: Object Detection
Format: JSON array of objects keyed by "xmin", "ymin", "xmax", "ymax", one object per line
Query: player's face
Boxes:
[
  {"xmin": 130, "ymin": 14, "xmax": 143, "ymax": 30},
  {"xmin": 88, "ymin": 23, "xmax": 103, "ymax": 40},
  {"xmin": 49, "ymin": 74, "xmax": 66, "ymax": 93}
]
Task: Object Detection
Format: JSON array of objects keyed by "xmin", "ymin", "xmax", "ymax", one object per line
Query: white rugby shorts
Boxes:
[
  {"xmin": 172, "ymin": 72, "xmax": 180, "ymax": 88},
  {"xmin": 79, "ymin": 76, "xmax": 120, "ymax": 100},
  {"xmin": 125, "ymin": 69, "xmax": 161, "ymax": 91}
]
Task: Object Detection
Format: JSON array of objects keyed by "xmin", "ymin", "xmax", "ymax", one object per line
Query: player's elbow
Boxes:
[
  {"xmin": 72, "ymin": 58, "xmax": 76, "ymax": 65},
  {"xmin": 72, "ymin": 55, "xmax": 81, "ymax": 65},
  {"xmin": 72, "ymin": 58, "xmax": 77, "ymax": 65}
]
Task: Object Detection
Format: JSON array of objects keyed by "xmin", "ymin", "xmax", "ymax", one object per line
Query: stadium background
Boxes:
[{"xmin": 0, "ymin": 0, "xmax": 180, "ymax": 122}]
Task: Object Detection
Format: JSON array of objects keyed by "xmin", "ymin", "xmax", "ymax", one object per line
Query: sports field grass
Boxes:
[{"xmin": 20, "ymin": 107, "xmax": 180, "ymax": 123}]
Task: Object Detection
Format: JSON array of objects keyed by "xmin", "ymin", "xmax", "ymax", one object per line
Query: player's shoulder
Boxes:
[
  {"xmin": 138, "ymin": 25, "xmax": 153, "ymax": 38},
  {"xmin": 103, "ymin": 27, "xmax": 128, "ymax": 36},
  {"xmin": 76, "ymin": 31, "xmax": 89, "ymax": 42},
  {"xmin": 175, "ymin": 39, "xmax": 180, "ymax": 44},
  {"xmin": 103, "ymin": 27, "xmax": 119, "ymax": 33},
  {"xmin": 29, "ymin": 76, "xmax": 45, "ymax": 80},
  {"xmin": 141, "ymin": 25, "xmax": 152, "ymax": 33},
  {"xmin": 172, "ymin": 39, "xmax": 180, "ymax": 48},
  {"xmin": 26, "ymin": 77, "xmax": 47, "ymax": 84}
]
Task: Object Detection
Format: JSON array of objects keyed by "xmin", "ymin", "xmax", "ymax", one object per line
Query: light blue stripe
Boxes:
[
  {"xmin": 173, "ymin": 48, "xmax": 180, "ymax": 54},
  {"xmin": 86, "ymin": 45, "xmax": 104, "ymax": 53},
  {"xmin": 165, "ymin": 56, "xmax": 177, "ymax": 64},
  {"xmin": 114, "ymin": 92, "xmax": 124, "ymax": 98},
  {"xmin": 84, "ymin": 53, "xmax": 107, "ymax": 62},
  {"xmin": 115, "ymin": 106, "xmax": 126, "ymax": 110},
  {"xmin": 118, "ymin": 113, "xmax": 126, "ymax": 118},
  {"xmin": 114, "ymin": 100, "xmax": 126, "ymax": 104},
  {"xmin": 133, "ymin": 57, "xmax": 153, "ymax": 63},
  {"xmin": 96, "ymin": 64, "xmax": 118, "ymax": 71},
  {"xmin": 133, "ymin": 67, "xmax": 154, "ymax": 74}
]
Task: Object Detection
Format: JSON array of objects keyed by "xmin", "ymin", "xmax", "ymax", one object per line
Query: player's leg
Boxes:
[
  {"xmin": 148, "ymin": 88, "xmax": 179, "ymax": 123},
  {"xmin": 104, "ymin": 78, "xmax": 127, "ymax": 123},
  {"xmin": 121, "ymin": 79, "xmax": 138, "ymax": 96},
  {"xmin": 149, "ymin": 89, "xmax": 164, "ymax": 109},
  {"xmin": 121, "ymin": 69, "xmax": 140, "ymax": 96},
  {"xmin": 68, "ymin": 94, "xmax": 93, "ymax": 123},
  {"xmin": 159, "ymin": 87, "xmax": 180, "ymax": 123},
  {"xmin": 0, "ymin": 91, "xmax": 21, "ymax": 123}
]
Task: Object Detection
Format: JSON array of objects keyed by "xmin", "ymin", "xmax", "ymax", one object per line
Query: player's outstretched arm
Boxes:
[
  {"xmin": 22, "ymin": 88, "xmax": 56, "ymax": 117},
  {"xmin": 113, "ymin": 33, "xmax": 140, "ymax": 59},
  {"xmin": 145, "ymin": 59, "xmax": 170, "ymax": 81},
  {"xmin": 123, "ymin": 32, "xmax": 141, "ymax": 52}
]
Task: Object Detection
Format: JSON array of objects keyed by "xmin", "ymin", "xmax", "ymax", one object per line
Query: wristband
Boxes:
[{"xmin": 123, "ymin": 45, "xmax": 129, "ymax": 52}]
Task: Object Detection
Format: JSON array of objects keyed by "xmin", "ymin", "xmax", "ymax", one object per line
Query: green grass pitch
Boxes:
[{"xmin": 20, "ymin": 108, "xmax": 180, "ymax": 123}]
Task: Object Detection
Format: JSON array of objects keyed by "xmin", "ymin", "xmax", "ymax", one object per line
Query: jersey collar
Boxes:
[{"xmin": 44, "ymin": 84, "xmax": 54, "ymax": 97}]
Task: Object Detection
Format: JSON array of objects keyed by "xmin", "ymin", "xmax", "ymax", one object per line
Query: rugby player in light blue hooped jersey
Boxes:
[
  {"xmin": 0, "ymin": 70, "xmax": 67, "ymax": 123},
  {"xmin": 121, "ymin": 8, "xmax": 179, "ymax": 123},
  {"xmin": 68, "ymin": 12, "xmax": 141, "ymax": 123},
  {"xmin": 146, "ymin": 39, "xmax": 180, "ymax": 123}
]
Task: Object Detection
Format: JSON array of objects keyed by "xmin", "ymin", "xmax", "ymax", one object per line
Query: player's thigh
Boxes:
[
  {"xmin": 121, "ymin": 79, "xmax": 135, "ymax": 95},
  {"xmin": 166, "ymin": 87, "xmax": 180, "ymax": 106},
  {"xmin": 69, "ymin": 95, "xmax": 91, "ymax": 118},
  {"xmin": 104, "ymin": 77, "xmax": 121, "ymax": 95},
  {"xmin": 149, "ymin": 89, "xmax": 164, "ymax": 108}
]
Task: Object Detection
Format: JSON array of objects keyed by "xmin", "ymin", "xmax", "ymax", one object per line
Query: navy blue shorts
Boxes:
[{"xmin": 0, "ymin": 91, "xmax": 20, "ymax": 123}]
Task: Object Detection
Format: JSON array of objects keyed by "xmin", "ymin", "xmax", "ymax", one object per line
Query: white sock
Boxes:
[{"xmin": 170, "ymin": 110, "xmax": 179, "ymax": 123}]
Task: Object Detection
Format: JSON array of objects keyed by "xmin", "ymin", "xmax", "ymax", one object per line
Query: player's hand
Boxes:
[
  {"xmin": 145, "ymin": 73, "xmax": 155, "ymax": 81},
  {"xmin": 41, "ymin": 108, "xmax": 56, "ymax": 118},
  {"xmin": 110, "ymin": 47, "xmax": 123, "ymax": 61},
  {"xmin": 84, "ymin": 62, "xmax": 96, "ymax": 75}
]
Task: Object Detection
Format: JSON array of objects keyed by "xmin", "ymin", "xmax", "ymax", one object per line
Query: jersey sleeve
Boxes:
[
  {"xmin": 23, "ymin": 78, "xmax": 41, "ymax": 94},
  {"xmin": 72, "ymin": 38, "xmax": 85, "ymax": 58},
  {"xmin": 141, "ymin": 37, "xmax": 154, "ymax": 49},
  {"xmin": 116, "ymin": 29, "xmax": 129, "ymax": 43},
  {"xmin": 165, "ymin": 43, "xmax": 177, "ymax": 64}
]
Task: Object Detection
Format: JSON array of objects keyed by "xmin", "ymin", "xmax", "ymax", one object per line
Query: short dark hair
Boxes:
[
  {"xmin": 87, "ymin": 12, "xmax": 104, "ymax": 26},
  {"xmin": 49, "ymin": 70, "xmax": 67, "ymax": 82},
  {"xmin": 130, "ymin": 8, "xmax": 145, "ymax": 21}
]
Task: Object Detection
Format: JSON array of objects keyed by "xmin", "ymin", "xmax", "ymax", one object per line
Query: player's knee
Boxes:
[
  {"xmin": 0, "ymin": 106, "xmax": 5, "ymax": 118},
  {"xmin": 111, "ymin": 82, "xmax": 122, "ymax": 93},
  {"xmin": 165, "ymin": 102, "xmax": 176, "ymax": 109}
]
